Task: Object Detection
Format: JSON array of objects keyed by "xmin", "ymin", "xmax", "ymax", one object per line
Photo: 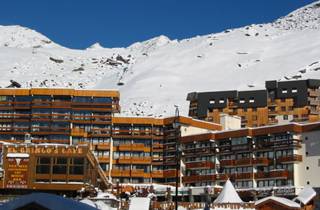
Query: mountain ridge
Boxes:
[{"xmin": 0, "ymin": 1, "xmax": 320, "ymax": 117}]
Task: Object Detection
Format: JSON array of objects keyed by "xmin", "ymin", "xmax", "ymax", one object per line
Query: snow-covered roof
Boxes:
[
  {"xmin": 213, "ymin": 179, "xmax": 243, "ymax": 204},
  {"xmin": 255, "ymin": 196, "xmax": 300, "ymax": 208},
  {"xmin": 128, "ymin": 197, "xmax": 150, "ymax": 210},
  {"xmin": 293, "ymin": 186, "xmax": 316, "ymax": 205},
  {"xmin": 1, "ymin": 193, "xmax": 98, "ymax": 210},
  {"xmin": 7, "ymin": 153, "xmax": 29, "ymax": 158}
]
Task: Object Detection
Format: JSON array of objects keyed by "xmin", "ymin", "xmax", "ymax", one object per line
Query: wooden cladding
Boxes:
[
  {"xmin": 181, "ymin": 121, "xmax": 320, "ymax": 142},
  {"xmin": 185, "ymin": 161, "xmax": 215, "ymax": 169},
  {"xmin": 0, "ymin": 88, "xmax": 120, "ymax": 98},
  {"xmin": 112, "ymin": 116, "xmax": 221, "ymax": 131}
]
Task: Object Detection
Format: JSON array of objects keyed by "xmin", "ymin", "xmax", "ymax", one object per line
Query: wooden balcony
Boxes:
[
  {"xmin": 235, "ymin": 158, "xmax": 252, "ymax": 166},
  {"xmin": 309, "ymin": 89, "xmax": 319, "ymax": 97},
  {"xmin": 235, "ymin": 172, "xmax": 253, "ymax": 180},
  {"xmin": 117, "ymin": 156, "xmax": 132, "ymax": 164},
  {"xmin": 96, "ymin": 143, "xmax": 110, "ymax": 150},
  {"xmin": 163, "ymin": 169, "xmax": 178, "ymax": 178},
  {"xmin": 235, "ymin": 157, "xmax": 270, "ymax": 166},
  {"xmin": 219, "ymin": 159, "xmax": 235, "ymax": 167},
  {"xmin": 111, "ymin": 169, "xmax": 130, "ymax": 177},
  {"xmin": 185, "ymin": 161, "xmax": 215, "ymax": 169},
  {"xmin": 131, "ymin": 170, "xmax": 145, "ymax": 177},
  {"xmin": 215, "ymin": 174, "xmax": 228, "ymax": 180},
  {"xmin": 151, "ymin": 170, "xmax": 164, "ymax": 178},
  {"xmin": 277, "ymin": 154, "xmax": 302, "ymax": 163},
  {"xmin": 131, "ymin": 143, "xmax": 147, "ymax": 151},
  {"xmin": 118, "ymin": 144, "xmax": 132, "ymax": 151},
  {"xmin": 97, "ymin": 156, "xmax": 110, "ymax": 163},
  {"xmin": 153, "ymin": 143, "xmax": 164, "ymax": 149},
  {"xmin": 71, "ymin": 128, "xmax": 87, "ymax": 137},
  {"xmin": 255, "ymin": 170, "xmax": 289, "ymax": 179},
  {"xmin": 152, "ymin": 135, "xmax": 164, "ymax": 140},
  {"xmin": 253, "ymin": 157, "xmax": 270, "ymax": 166},
  {"xmin": 131, "ymin": 157, "xmax": 152, "ymax": 164}
]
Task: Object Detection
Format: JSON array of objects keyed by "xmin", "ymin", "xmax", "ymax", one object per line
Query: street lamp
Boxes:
[{"xmin": 173, "ymin": 105, "xmax": 180, "ymax": 210}]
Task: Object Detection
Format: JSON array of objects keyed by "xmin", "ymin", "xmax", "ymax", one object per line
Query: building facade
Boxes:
[
  {"xmin": 180, "ymin": 122, "xmax": 320, "ymax": 198},
  {"xmin": 0, "ymin": 87, "xmax": 319, "ymax": 199},
  {"xmin": 0, "ymin": 88, "xmax": 222, "ymax": 186},
  {"xmin": 187, "ymin": 79, "xmax": 320, "ymax": 127}
]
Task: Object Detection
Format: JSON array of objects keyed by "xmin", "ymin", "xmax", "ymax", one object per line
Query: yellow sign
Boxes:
[{"xmin": 7, "ymin": 146, "xmax": 83, "ymax": 155}]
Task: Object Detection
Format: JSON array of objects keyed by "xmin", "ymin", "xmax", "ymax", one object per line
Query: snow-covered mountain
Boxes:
[{"xmin": 1, "ymin": 1, "xmax": 320, "ymax": 117}]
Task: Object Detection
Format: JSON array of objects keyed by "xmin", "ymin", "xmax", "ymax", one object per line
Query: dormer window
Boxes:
[{"xmin": 282, "ymin": 89, "xmax": 288, "ymax": 94}]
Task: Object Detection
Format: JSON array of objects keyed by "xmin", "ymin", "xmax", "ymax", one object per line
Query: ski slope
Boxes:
[{"xmin": 0, "ymin": 1, "xmax": 320, "ymax": 117}]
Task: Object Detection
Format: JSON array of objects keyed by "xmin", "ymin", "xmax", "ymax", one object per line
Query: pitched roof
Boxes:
[
  {"xmin": 0, "ymin": 193, "xmax": 98, "ymax": 210},
  {"xmin": 293, "ymin": 186, "xmax": 316, "ymax": 205},
  {"xmin": 255, "ymin": 196, "xmax": 300, "ymax": 209},
  {"xmin": 213, "ymin": 179, "xmax": 243, "ymax": 204}
]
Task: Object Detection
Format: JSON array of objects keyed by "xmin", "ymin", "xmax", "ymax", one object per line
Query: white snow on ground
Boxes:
[{"xmin": 0, "ymin": 1, "xmax": 320, "ymax": 117}]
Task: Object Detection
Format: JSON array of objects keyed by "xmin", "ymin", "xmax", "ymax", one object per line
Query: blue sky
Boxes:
[{"xmin": 0, "ymin": 0, "xmax": 316, "ymax": 49}]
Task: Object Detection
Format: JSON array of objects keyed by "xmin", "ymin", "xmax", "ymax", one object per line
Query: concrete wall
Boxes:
[
  {"xmin": 180, "ymin": 125, "xmax": 210, "ymax": 137},
  {"xmin": 295, "ymin": 131, "xmax": 320, "ymax": 188},
  {"xmin": 220, "ymin": 114, "xmax": 241, "ymax": 130},
  {"xmin": 276, "ymin": 115, "xmax": 294, "ymax": 125}
]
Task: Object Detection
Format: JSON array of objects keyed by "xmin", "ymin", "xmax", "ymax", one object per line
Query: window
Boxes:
[
  {"xmin": 283, "ymin": 115, "xmax": 288, "ymax": 120},
  {"xmin": 219, "ymin": 99, "xmax": 224, "ymax": 104},
  {"xmin": 36, "ymin": 157, "xmax": 51, "ymax": 174},
  {"xmin": 292, "ymin": 88, "xmax": 298, "ymax": 93},
  {"xmin": 52, "ymin": 157, "xmax": 67, "ymax": 174},
  {"xmin": 282, "ymin": 89, "xmax": 288, "ymax": 94},
  {"xmin": 281, "ymin": 106, "xmax": 286, "ymax": 111},
  {"xmin": 249, "ymin": 98, "xmax": 255, "ymax": 103},
  {"xmin": 69, "ymin": 158, "xmax": 85, "ymax": 175},
  {"xmin": 239, "ymin": 99, "xmax": 245, "ymax": 104},
  {"xmin": 209, "ymin": 100, "xmax": 215, "ymax": 104},
  {"xmin": 306, "ymin": 166, "xmax": 309, "ymax": 170}
]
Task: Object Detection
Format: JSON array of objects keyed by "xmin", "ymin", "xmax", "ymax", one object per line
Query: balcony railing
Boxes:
[
  {"xmin": 163, "ymin": 169, "xmax": 179, "ymax": 178},
  {"xmin": 151, "ymin": 170, "xmax": 164, "ymax": 178},
  {"xmin": 131, "ymin": 157, "xmax": 152, "ymax": 164},
  {"xmin": 182, "ymin": 174, "xmax": 215, "ymax": 183},
  {"xmin": 111, "ymin": 169, "xmax": 130, "ymax": 177},
  {"xmin": 219, "ymin": 159, "xmax": 235, "ymax": 167},
  {"xmin": 71, "ymin": 128, "xmax": 87, "ymax": 137},
  {"xmin": 255, "ymin": 170, "xmax": 289, "ymax": 179},
  {"xmin": 277, "ymin": 155, "xmax": 302, "ymax": 163},
  {"xmin": 185, "ymin": 161, "xmax": 215, "ymax": 169},
  {"xmin": 95, "ymin": 143, "xmax": 110, "ymax": 150},
  {"xmin": 131, "ymin": 170, "xmax": 146, "ymax": 177}
]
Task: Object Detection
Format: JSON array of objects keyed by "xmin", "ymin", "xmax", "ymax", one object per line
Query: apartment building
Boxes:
[
  {"xmin": 109, "ymin": 116, "xmax": 221, "ymax": 185},
  {"xmin": 187, "ymin": 79, "xmax": 320, "ymax": 127},
  {"xmin": 0, "ymin": 88, "xmax": 223, "ymax": 186},
  {"xmin": 181, "ymin": 122, "xmax": 320, "ymax": 198}
]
